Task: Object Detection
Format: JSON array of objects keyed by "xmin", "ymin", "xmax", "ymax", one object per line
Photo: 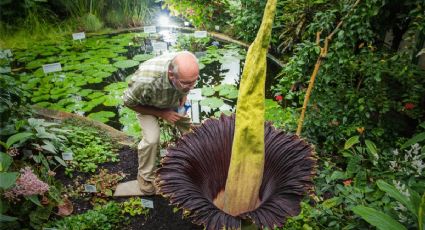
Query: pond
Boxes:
[{"xmin": 2, "ymin": 28, "xmax": 281, "ymax": 137}]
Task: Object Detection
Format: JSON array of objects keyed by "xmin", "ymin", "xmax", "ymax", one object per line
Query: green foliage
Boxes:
[
  {"xmin": 121, "ymin": 197, "xmax": 150, "ymax": 217},
  {"xmin": 45, "ymin": 202, "xmax": 125, "ymax": 230},
  {"xmin": 264, "ymin": 99, "xmax": 297, "ymax": 130},
  {"xmin": 113, "ymin": 59, "xmax": 139, "ymax": 69},
  {"xmin": 81, "ymin": 13, "xmax": 103, "ymax": 32},
  {"xmin": 61, "ymin": 119, "xmax": 119, "ymax": 176},
  {"xmin": 174, "ymin": 34, "xmax": 211, "ymax": 53},
  {"xmin": 352, "ymin": 206, "xmax": 407, "ymax": 230}
]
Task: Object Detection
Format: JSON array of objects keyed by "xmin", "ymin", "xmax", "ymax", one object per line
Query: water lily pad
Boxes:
[
  {"xmin": 201, "ymin": 87, "xmax": 215, "ymax": 96},
  {"xmin": 113, "ymin": 60, "xmax": 139, "ymax": 69},
  {"xmin": 218, "ymin": 84, "xmax": 238, "ymax": 99},
  {"xmin": 103, "ymin": 95, "xmax": 122, "ymax": 107},
  {"xmin": 200, "ymin": 97, "xmax": 224, "ymax": 108},
  {"xmin": 133, "ymin": 54, "xmax": 154, "ymax": 62},
  {"xmin": 87, "ymin": 92, "xmax": 104, "ymax": 99},
  {"xmin": 87, "ymin": 111, "xmax": 116, "ymax": 123}
]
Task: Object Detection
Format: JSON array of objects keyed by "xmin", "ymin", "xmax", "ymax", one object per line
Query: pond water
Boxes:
[{"xmin": 2, "ymin": 28, "xmax": 281, "ymax": 137}]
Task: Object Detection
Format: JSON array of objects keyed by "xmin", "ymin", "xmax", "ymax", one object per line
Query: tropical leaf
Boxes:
[
  {"xmin": 0, "ymin": 214, "xmax": 18, "ymax": 222},
  {"xmin": 26, "ymin": 195, "xmax": 42, "ymax": 207},
  {"xmin": 0, "ymin": 152, "xmax": 13, "ymax": 172},
  {"xmin": 376, "ymin": 180, "xmax": 416, "ymax": 217},
  {"xmin": 352, "ymin": 206, "xmax": 407, "ymax": 230},
  {"xmin": 0, "ymin": 172, "xmax": 19, "ymax": 189},
  {"xmin": 344, "ymin": 136, "xmax": 359, "ymax": 150},
  {"xmin": 365, "ymin": 139, "xmax": 378, "ymax": 158},
  {"xmin": 6, "ymin": 132, "xmax": 33, "ymax": 148},
  {"xmin": 401, "ymin": 132, "xmax": 425, "ymax": 149}
]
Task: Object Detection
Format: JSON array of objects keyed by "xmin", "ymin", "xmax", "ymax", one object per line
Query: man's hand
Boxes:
[
  {"xmin": 179, "ymin": 96, "xmax": 187, "ymax": 107},
  {"xmin": 160, "ymin": 110, "xmax": 184, "ymax": 124}
]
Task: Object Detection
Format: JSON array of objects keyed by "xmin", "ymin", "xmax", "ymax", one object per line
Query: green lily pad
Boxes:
[
  {"xmin": 87, "ymin": 92, "xmax": 104, "ymax": 99},
  {"xmin": 113, "ymin": 60, "xmax": 139, "ymax": 69},
  {"xmin": 87, "ymin": 111, "xmax": 116, "ymax": 123},
  {"xmin": 214, "ymin": 110, "xmax": 232, "ymax": 117},
  {"xmin": 103, "ymin": 95, "xmax": 122, "ymax": 107},
  {"xmin": 133, "ymin": 54, "xmax": 154, "ymax": 62},
  {"xmin": 201, "ymin": 87, "xmax": 215, "ymax": 96},
  {"xmin": 200, "ymin": 97, "xmax": 224, "ymax": 108},
  {"xmin": 218, "ymin": 84, "xmax": 238, "ymax": 99}
]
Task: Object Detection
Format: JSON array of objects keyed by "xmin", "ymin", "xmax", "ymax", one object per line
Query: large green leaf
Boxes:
[
  {"xmin": 401, "ymin": 132, "xmax": 425, "ymax": 149},
  {"xmin": 352, "ymin": 206, "xmax": 406, "ymax": 230},
  {"xmin": 27, "ymin": 195, "xmax": 42, "ymax": 207},
  {"xmin": 200, "ymin": 97, "xmax": 224, "ymax": 109},
  {"xmin": 0, "ymin": 172, "xmax": 18, "ymax": 189},
  {"xmin": 6, "ymin": 132, "xmax": 33, "ymax": 148},
  {"xmin": 377, "ymin": 180, "xmax": 416, "ymax": 217},
  {"xmin": 365, "ymin": 139, "xmax": 378, "ymax": 159},
  {"xmin": 0, "ymin": 214, "xmax": 18, "ymax": 222},
  {"xmin": 420, "ymin": 192, "xmax": 424, "ymax": 230},
  {"xmin": 202, "ymin": 87, "xmax": 215, "ymax": 96},
  {"xmin": 344, "ymin": 136, "xmax": 359, "ymax": 150},
  {"xmin": 113, "ymin": 60, "xmax": 139, "ymax": 69},
  {"xmin": 87, "ymin": 111, "xmax": 116, "ymax": 123},
  {"xmin": 0, "ymin": 152, "xmax": 12, "ymax": 172},
  {"xmin": 133, "ymin": 54, "xmax": 154, "ymax": 62}
]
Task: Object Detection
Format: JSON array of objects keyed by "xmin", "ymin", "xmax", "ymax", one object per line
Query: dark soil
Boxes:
[{"xmin": 55, "ymin": 146, "xmax": 203, "ymax": 230}]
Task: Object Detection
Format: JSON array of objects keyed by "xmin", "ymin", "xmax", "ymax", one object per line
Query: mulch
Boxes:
[{"xmin": 55, "ymin": 146, "xmax": 203, "ymax": 230}]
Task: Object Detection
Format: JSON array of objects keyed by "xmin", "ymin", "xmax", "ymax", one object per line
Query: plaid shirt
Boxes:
[{"xmin": 122, "ymin": 52, "xmax": 187, "ymax": 110}]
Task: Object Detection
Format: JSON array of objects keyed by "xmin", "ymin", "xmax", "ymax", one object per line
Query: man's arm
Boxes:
[{"xmin": 124, "ymin": 102, "xmax": 184, "ymax": 124}]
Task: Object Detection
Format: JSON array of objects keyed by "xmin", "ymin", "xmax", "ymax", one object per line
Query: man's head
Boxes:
[{"xmin": 168, "ymin": 51, "xmax": 199, "ymax": 93}]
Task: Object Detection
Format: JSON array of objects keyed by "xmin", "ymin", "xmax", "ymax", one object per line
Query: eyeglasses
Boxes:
[{"xmin": 176, "ymin": 78, "xmax": 199, "ymax": 88}]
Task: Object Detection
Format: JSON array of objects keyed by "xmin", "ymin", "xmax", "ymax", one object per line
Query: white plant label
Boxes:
[
  {"xmin": 42, "ymin": 63, "xmax": 62, "ymax": 74},
  {"xmin": 72, "ymin": 32, "xmax": 86, "ymax": 40},
  {"xmin": 187, "ymin": 88, "xmax": 202, "ymax": 101},
  {"xmin": 144, "ymin": 26, "xmax": 156, "ymax": 34},
  {"xmin": 194, "ymin": 31, "xmax": 207, "ymax": 38},
  {"xmin": 190, "ymin": 101, "xmax": 201, "ymax": 124},
  {"xmin": 141, "ymin": 198, "xmax": 154, "ymax": 208},
  {"xmin": 84, "ymin": 184, "xmax": 97, "ymax": 193},
  {"xmin": 160, "ymin": 149, "xmax": 167, "ymax": 157},
  {"xmin": 184, "ymin": 21, "xmax": 190, "ymax": 26},
  {"xmin": 152, "ymin": 42, "xmax": 168, "ymax": 52},
  {"xmin": 215, "ymin": 25, "xmax": 220, "ymax": 31},
  {"xmin": 62, "ymin": 151, "xmax": 73, "ymax": 161}
]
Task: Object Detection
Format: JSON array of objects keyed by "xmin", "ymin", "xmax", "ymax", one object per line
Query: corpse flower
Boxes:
[
  {"xmin": 157, "ymin": 0, "xmax": 315, "ymax": 229},
  {"xmin": 157, "ymin": 115, "xmax": 315, "ymax": 229}
]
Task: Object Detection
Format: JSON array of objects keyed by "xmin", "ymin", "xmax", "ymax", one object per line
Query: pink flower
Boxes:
[
  {"xmin": 4, "ymin": 167, "xmax": 49, "ymax": 200},
  {"xmin": 275, "ymin": 95, "xmax": 283, "ymax": 101},
  {"xmin": 186, "ymin": 8, "xmax": 194, "ymax": 16}
]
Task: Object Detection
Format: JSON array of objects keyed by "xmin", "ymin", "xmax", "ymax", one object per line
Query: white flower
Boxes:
[{"xmin": 392, "ymin": 149, "xmax": 399, "ymax": 156}]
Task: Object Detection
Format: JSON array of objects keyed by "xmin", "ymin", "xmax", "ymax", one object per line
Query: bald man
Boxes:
[{"xmin": 123, "ymin": 51, "xmax": 199, "ymax": 195}]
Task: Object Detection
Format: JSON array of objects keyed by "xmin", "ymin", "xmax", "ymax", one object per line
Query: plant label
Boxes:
[
  {"xmin": 152, "ymin": 42, "xmax": 168, "ymax": 52},
  {"xmin": 141, "ymin": 198, "xmax": 154, "ymax": 208},
  {"xmin": 190, "ymin": 101, "xmax": 200, "ymax": 124},
  {"xmin": 62, "ymin": 152, "xmax": 73, "ymax": 161},
  {"xmin": 72, "ymin": 32, "xmax": 86, "ymax": 40},
  {"xmin": 215, "ymin": 25, "xmax": 220, "ymax": 31},
  {"xmin": 144, "ymin": 26, "xmax": 156, "ymax": 34},
  {"xmin": 194, "ymin": 31, "xmax": 207, "ymax": 38},
  {"xmin": 160, "ymin": 149, "xmax": 167, "ymax": 157},
  {"xmin": 187, "ymin": 88, "xmax": 202, "ymax": 101},
  {"xmin": 84, "ymin": 184, "xmax": 97, "ymax": 193},
  {"xmin": 42, "ymin": 63, "xmax": 62, "ymax": 74},
  {"xmin": 184, "ymin": 21, "xmax": 190, "ymax": 26}
]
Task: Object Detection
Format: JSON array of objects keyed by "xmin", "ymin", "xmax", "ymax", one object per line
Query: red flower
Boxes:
[
  {"xmin": 404, "ymin": 103, "xmax": 415, "ymax": 110},
  {"xmin": 275, "ymin": 95, "xmax": 283, "ymax": 101},
  {"xmin": 343, "ymin": 179, "xmax": 352, "ymax": 186}
]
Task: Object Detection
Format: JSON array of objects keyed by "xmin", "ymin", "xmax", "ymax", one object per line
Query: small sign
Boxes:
[
  {"xmin": 72, "ymin": 32, "xmax": 86, "ymax": 40},
  {"xmin": 187, "ymin": 88, "xmax": 202, "ymax": 101},
  {"xmin": 144, "ymin": 26, "xmax": 157, "ymax": 34},
  {"xmin": 42, "ymin": 63, "xmax": 62, "ymax": 74},
  {"xmin": 160, "ymin": 149, "xmax": 167, "ymax": 157},
  {"xmin": 184, "ymin": 21, "xmax": 190, "ymax": 26},
  {"xmin": 62, "ymin": 151, "xmax": 73, "ymax": 161},
  {"xmin": 215, "ymin": 25, "xmax": 220, "ymax": 31},
  {"xmin": 194, "ymin": 31, "xmax": 208, "ymax": 38},
  {"xmin": 84, "ymin": 184, "xmax": 97, "ymax": 193},
  {"xmin": 141, "ymin": 198, "xmax": 154, "ymax": 208},
  {"xmin": 152, "ymin": 42, "xmax": 168, "ymax": 52},
  {"xmin": 190, "ymin": 101, "xmax": 201, "ymax": 124}
]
